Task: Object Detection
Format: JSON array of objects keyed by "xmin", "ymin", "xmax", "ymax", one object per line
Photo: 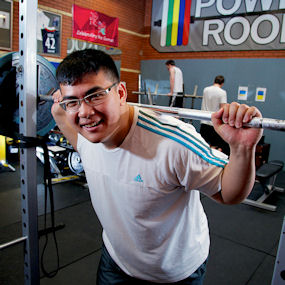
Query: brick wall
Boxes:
[
  {"xmin": 12, "ymin": 2, "xmax": 19, "ymax": 52},
  {"xmin": 8, "ymin": 0, "xmax": 146, "ymax": 101}
]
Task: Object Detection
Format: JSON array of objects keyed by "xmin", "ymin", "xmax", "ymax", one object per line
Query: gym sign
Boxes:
[{"xmin": 150, "ymin": 0, "xmax": 285, "ymax": 52}]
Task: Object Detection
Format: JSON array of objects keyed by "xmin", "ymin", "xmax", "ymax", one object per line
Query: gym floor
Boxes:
[{"xmin": 0, "ymin": 157, "xmax": 285, "ymax": 285}]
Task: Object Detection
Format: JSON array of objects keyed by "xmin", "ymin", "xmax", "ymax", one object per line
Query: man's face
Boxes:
[{"xmin": 60, "ymin": 70, "xmax": 123, "ymax": 144}]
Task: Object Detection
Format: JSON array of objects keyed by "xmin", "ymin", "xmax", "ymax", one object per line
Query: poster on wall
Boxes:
[
  {"xmin": 238, "ymin": 86, "xmax": 248, "ymax": 101},
  {"xmin": 37, "ymin": 9, "xmax": 61, "ymax": 56},
  {"xmin": 0, "ymin": 0, "xmax": 12, "ymax": 50},
  {"xmin": 72, "ymin": 4, "xmax": 119, "ymax": 47},
  {"xmin": 151, "ymin": 0, "xmax": 285, "ymax": 52},
  {"xmin": 255, "ymin": 87, "xmax": 266, "ymax": 102}
]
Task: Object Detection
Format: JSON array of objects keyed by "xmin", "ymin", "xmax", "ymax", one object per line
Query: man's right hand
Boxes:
[{"xmin": 51, "ymin": 89, "xmax": 78, "ymax": 151}]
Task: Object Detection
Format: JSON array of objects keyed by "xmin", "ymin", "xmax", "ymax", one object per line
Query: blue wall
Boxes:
[{"xmin": 141, "ymin": 58, "xmax": 285, "ymax": 162}]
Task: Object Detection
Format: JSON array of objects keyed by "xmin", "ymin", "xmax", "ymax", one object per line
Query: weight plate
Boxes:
[
  {"xmin": 68, "ymin": 151, "xmax": 84, "ymax": 174},
  {"xmin": 0, "ymin": 52, "xmax": 58, "ymax": 136},
  {"xmin": 0, "ymin": 53, "xmax": 18, "ymax": 136}
]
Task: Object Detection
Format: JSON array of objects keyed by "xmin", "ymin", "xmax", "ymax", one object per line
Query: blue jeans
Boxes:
[{"xmin": 96, "ymin": 244, "xmax": 208, "ymax": 285}]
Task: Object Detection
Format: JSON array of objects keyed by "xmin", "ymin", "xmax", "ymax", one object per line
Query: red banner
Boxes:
[{"xmin": 72, "ymin": 5, "xmax": 119, "ymax": 47}]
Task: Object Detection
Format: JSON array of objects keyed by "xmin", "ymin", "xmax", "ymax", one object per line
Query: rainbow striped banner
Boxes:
[{"xmin": 160, "ymin": 0, "xmax": 191, "ymax": 47}]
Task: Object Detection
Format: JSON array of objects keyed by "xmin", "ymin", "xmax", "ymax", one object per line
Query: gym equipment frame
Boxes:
[
  {"xmin": 19, "ymin": 0, "xmax": 39, "ymax": 283},
  {"xmin": 0, "ymin": 0, "xmax": 40, "ymax": 284},
  {"xmin": 133, "ymin": 84, "xmax": 202, "ymax": 109},
  {"xmin": 243, "ymin": 160, "xmax": 285, "ymax": 212}
]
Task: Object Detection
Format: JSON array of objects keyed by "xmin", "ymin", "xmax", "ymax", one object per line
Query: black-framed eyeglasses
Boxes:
[{"xmin": 59, "ymin": 82, "xmax": 119, "ymax": 112}]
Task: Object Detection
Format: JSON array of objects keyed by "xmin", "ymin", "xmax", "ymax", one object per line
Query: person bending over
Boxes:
[{"xmin": 52, "ymin": 49, "xmax": 263, "ymax": 285}]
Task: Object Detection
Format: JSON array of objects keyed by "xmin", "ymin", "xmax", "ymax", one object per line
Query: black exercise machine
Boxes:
[{"xmin": 243, "ymin": 160, "xmax": 284, "ymax": 211}]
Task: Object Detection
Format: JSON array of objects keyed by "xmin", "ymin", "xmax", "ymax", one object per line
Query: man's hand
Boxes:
[
  {"xmin": 211, "ymin": 102, "xmax": 263, "ymax": 149},
  {"xmin": 211, "ymin": 102, "xmax": 263, "ymax": 205},
  {"xmin": 51, "ymin": 89, "xmax": 78, "ymax": 151}
]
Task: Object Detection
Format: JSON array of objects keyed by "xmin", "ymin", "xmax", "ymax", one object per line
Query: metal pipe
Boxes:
[
  {"xmin": 129, "ymin": 103, "xmax": 285, "ymax": 132},
  {"xmin": 132, "ymin": 91, "xmax": 203, "ymax": 98},
  {"xmin": 0, "ymin": 236, "xmax": 27, "ymax": 251},
  {"xmin": 39, "ymin": 94, "xmax": 54, "ymax": 102}
]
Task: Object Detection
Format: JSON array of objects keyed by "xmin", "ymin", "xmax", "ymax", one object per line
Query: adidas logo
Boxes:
[{"xmin": 134, "ymin": 174, "xmax": 143, "ymax": 182}]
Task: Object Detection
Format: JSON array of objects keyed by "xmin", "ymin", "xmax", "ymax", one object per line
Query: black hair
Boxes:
[
  {"xmin": 214, "ymin": 75, "xmax": 225, "ymax": 85},
  {"xmin": 165, "ymin": 60, "xmax": 175, "ymax": 66},
  {"xmin": 56, "ymin": 49, "xmax": 119, "ymax": 85}
]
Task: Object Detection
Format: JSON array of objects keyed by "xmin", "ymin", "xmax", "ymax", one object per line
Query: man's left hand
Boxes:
[{"xmin": 211, "ymin": 102, "xmax": 263, "ymax": 149}]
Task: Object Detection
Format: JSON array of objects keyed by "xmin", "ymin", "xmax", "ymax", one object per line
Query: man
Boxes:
[
  {"xmin": 165, "ymin": 60, "xmax": 184, "ymax": 107},
  {"xmin": 200, "ymin": 75, "xmax": 230, "ymax": 155},
  {"xmin": 52, "ymin": 49, "xmax": 263, "ymax": 284}
]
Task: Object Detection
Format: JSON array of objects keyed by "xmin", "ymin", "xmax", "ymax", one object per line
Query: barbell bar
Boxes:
[
  {"xmin": 38, "ymin": 94, "xmax": 285, "ymax": 132},
  {"xmin": 128, "ymin": 102, "xmax": 285, "ymax": 132},
  {"xmin": 132, "ymin": 91, "xmax": 202, "ymax": 98}
]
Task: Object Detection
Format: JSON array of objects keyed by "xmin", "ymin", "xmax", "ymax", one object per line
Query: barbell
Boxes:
[
  {"xmin": 40, "ymin": 92, "xmax": 285, "ymax": 132},
  {"xmin": 38, "ymin": 96, "xmax": 285, "ymax": 131},
  {"xmin": 17, "ymin": 96, "xmax": 285, "ymax": 133},
  {"xmin": 128, "ymin": 103, "xmax": 285, "ymax": 132}
]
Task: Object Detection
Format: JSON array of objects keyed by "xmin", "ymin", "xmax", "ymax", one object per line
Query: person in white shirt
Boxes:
[
  {"xmin": 52, "ymin": 50, "xmax": 262, "ymax": 284},
  {"xmin": 165, "ymin": 60, "xmax": 184, "ymax": 107},
  {"xmin": 200, "ymin": 75, "xmax": 230, "ymax": 155}
]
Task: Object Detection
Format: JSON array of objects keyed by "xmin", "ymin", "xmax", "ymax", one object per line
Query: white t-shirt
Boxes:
[
  {"xmin": 201, "ymin": 85, "xmax": 227, "ymax": 126},
  {"xmin": 173, "ymin": 66, "xmax": 183, "ymax": 93},
  {"xmin": 77, "ymin": 106, "xmax": 228, "ymax": 283},
  {"xmin": 170, "ymin": 66, "xmax": 184, "ymax": 107}
]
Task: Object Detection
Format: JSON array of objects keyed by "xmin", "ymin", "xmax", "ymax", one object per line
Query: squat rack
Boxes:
[
  {"xmin": 133, "ymin": 84, "xmax": 202, "ymax": 108},
  {"xmin": 0, "ymin": 0, "xmax": 40, "ymax": 284},
  {"xmin": 19, "ymin": 0, "xmax": 39, "ymax": 283}
]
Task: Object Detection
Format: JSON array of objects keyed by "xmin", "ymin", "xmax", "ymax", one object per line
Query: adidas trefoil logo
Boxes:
[{"xmin": 134, "ymin": 174, "xmax": 143, "ymax": 182}]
